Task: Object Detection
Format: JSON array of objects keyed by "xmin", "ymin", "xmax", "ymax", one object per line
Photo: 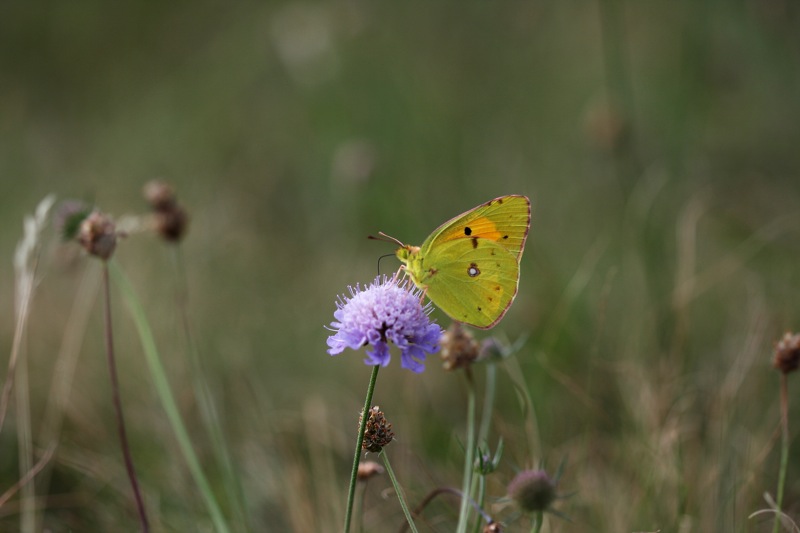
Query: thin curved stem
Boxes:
[
  {"xmin": 381, "ymin": 450, "xmax": 418, "ymax": 533},
  {"xmin": 103, "ymin": 263, "xmax": 149, "ymax": 532}
]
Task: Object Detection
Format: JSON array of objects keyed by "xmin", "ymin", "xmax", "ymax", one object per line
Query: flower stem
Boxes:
[
  {"xmin": 102, "ymin": 263, "xmax": 149, "ymax": 532},
  {"xmin": 343, "ymin": 365, "xmax": 380, "ymax": 533},
  {"xmin": 531, "ymin": 510, "xmax": 544, "ymax": 533},
  {"xmin": 771, "ymin": 373, "xmax": 790, "ymax": 533},
  {"xmin": 456, "ymin": 370, "xmax": 477, "ymax": 533},
  {"xmin": 471, "ymin": 363, "xmax": 497, "ymax": 533},
  {"xmin": 381, "ymin": 450, "xmax": 419, "ymax": 533}
]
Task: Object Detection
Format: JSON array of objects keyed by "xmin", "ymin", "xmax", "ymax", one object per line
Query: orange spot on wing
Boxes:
[{"xmin": 440, "ymin": 216, "xmax": 502, "ymax": 243}]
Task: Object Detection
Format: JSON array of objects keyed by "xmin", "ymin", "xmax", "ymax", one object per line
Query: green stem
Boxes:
[
  {"xmin": 381, "ymin": 450, "xmax": 419, "ymax": 533},
  {"xmin": 456, "ymin": 370, "xmax": 477, "ymax": 533},
  {"xmin": 771, "ymin": 374, "xmax": 790, "ymax": 533},
  {"xmin": 110, "ymin": 262, "xmax": 229, "ymax": 533},
  {"xmin": 531, "ymin": 510, "xmax": 543, "ymax": 533},
  {"xmin": 471, "ymin": 363, "xmax": 497, "ymax": 533},
  {"xmin": 343, "ymin": 365, "xmax": 380, "ymax": 533}
]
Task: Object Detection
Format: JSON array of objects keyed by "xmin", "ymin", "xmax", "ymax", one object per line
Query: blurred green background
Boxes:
[{"xmin": 2, "ymin": 1, "xmax": 800, "ymax": 531}]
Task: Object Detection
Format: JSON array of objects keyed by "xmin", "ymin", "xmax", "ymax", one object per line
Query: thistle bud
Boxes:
[{"xmin": 507, "ymin": 469, "xmax": 557, "ymax": 514}]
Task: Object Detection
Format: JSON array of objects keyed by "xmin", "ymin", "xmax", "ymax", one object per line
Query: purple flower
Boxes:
[{"xmin": 327, "ymin": 276, "xmax": 442, "ymax": 372}]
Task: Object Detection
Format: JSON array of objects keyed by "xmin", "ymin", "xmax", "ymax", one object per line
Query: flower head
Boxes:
[{"xmin": 327, "ymin": 276, "xmax": 442, "ymax": 372}]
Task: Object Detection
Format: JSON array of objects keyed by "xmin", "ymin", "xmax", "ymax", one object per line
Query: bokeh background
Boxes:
[{"xmin": 2, "ymin": 1, "xmax": 800, "ymax": 531}]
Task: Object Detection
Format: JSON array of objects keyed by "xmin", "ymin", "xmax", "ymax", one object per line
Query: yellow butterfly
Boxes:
[{"xmin": 378, "ymin": 195, "xmax": 530, "ymax": 329}]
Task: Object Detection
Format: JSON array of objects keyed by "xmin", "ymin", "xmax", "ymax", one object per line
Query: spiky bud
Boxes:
[{"xmin": 507, "ymin": 469, "xmax": 557, "ymax": 514}]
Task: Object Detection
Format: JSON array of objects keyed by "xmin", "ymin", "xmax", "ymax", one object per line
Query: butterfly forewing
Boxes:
[{"xmin": 421, "ymin": 195, "xmax": 530, "ymax": 259}]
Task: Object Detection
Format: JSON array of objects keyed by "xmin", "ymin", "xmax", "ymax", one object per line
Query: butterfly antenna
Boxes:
[{"xmin": 367, "ymin": 231, "xmax": 405, "ymax": 247}]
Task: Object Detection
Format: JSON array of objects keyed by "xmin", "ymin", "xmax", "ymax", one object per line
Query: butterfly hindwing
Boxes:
[{"xmin": 423, "ymin": 238, "xmax": 520, "ymax": 329}]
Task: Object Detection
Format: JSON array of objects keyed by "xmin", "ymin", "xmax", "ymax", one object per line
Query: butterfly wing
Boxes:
[
  {"xmin": 421, "ymin": 195, "xmax": 530, "ymax": 259},
  {"xmin": 417, "ymin": 195, "xmax": 531, "ymax": 329},
  {"xmin": 423, "ymin": 238, "xmax": 521, "ymax": 328}
]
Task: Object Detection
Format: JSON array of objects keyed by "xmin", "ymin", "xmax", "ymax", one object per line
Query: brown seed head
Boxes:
[
  {"xmin": 357, "ymin": 460, "xmax": 385, "ymax": 481},
  {"xmin": 78, "ymin": 211, "xmax": 117, "ymax": 260},
  {"xmin": 483, "ymin": 521, "xmax": 503, "ymax": 533},
  {"xmin": 440, "ymin": 322, "xmax": 480, "ymax": 371},
  {"xmin": 360, "ymin": 406, "xmax": 394, "ymax": 453},
  {"xmin": 774, "ymin": 332, "xmax": 800, "ymax": 374},
  {"xmin": 143, "ymin": 180, "xmax": 177, "ymax": 211},
  {"xmin": 143, "ymin": 180, "xmax": 189, "ymax": 242}
]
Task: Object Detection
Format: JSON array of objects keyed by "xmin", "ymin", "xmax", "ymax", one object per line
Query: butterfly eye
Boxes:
[{"xmin": 467, "ymin": 263, "xmax": 480, "ymax": 277}]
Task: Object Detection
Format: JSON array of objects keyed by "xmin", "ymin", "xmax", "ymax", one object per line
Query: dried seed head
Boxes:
[
  {"xmin": 440, "ymin": 322, "xmax": 480, "ymax": 371},
  {"xmin": 507, "ymin": 469, "xmax": 557, "ymax": 514},
  {"xmin": 774, "ymin": 332, "xmax": 800, "ymax": 374},
  {"xmin": 143, "ymin": 180, "xmax": 177, "ymax": 211},
  {"xmin": 483, "ymin": 521, "xmax": 503, "ymax": 533},
  {"xmin": 357, "ymin": 460, "xmax": 385, "ymax": 481},
  {"xmin": 143, "ymin": 180, "xmax": 189, "ymax": 242},
  {"xmin": 78, "ymin": 211, "xmax": 117, "ymax": 260},
  {"xmin": 360, "ymin": 406, "xmax": 394, "ymax": 453},
  {"xmin": 154, "ymin": 207, "xmax": 189, "ymax": 242}
]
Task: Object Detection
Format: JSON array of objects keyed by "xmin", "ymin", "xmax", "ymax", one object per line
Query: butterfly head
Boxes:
[{"xmin": 395, "ymin": 244, "xmax": 420, "ymax": 264}]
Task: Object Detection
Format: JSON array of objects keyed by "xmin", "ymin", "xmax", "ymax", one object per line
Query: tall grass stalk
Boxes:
[
  {"xmin": 380, "ymin": 450, "xmax": 418, "ymax": 533},
  {"xmin": 0, "ymin": 196, "xmax": 55, "ymax": 531},
  {"xmin": 171, "ymin": 247, "xmax": 248, "ymax": 530},
  {"xmin": 456, "ymin": 370, "xmax": 477, "ymax": 533},
  {"xmin": 36, "ymin": 264, "xmax": 100, "ymax": 514},
  {"xmin": 772, "ymin": 373, "xmax": 790, "ymax": 533},
  {"xmin": 343, "ymin": 365, "xmax": 380, "ymax": 533},
  {"xmin": 110, "ymin": 262, "xmax": 230, "ymax": 533}
]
